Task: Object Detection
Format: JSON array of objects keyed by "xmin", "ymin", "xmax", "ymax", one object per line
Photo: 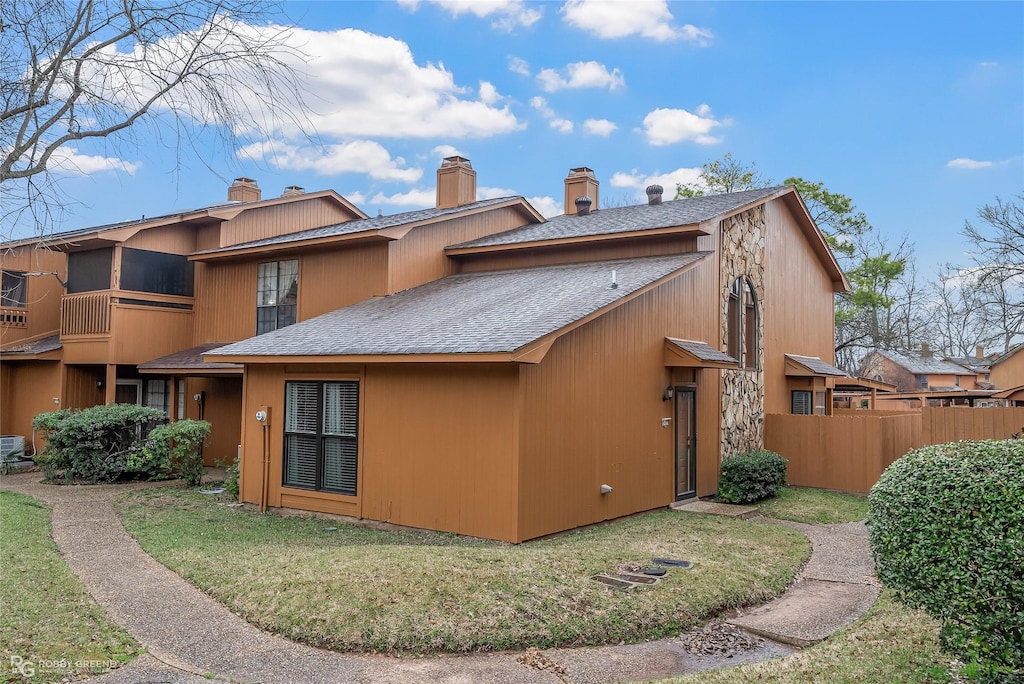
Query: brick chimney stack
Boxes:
[
  {"xmin": 228, "ymin": 177, "xmax": 261, "ymax": 202},
  {"xmin": 436, "ymin": 156, "xmax": 477, "ymax": 209},
  {"xmin": 564, "ymin": 167, "xmax": 599, "ymax": 215}
]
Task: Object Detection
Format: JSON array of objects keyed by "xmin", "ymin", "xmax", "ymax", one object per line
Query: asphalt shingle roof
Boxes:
[
  {"xmin": 208, "ymin": 253, "xmax": 708, "ymax": 358},
  {"xmin": 0, "ymin": 334, "xmax": 61, "ymax": 355},
  {"xmin": 449, "ymin": 187, "xmax": 786, "ymax": 249},
  {"xmin": 138, "ymin": 343, "xmax": 242, "ymax": 371},
  {"xmin": 193, "ymin": 197, "xmax": 522, "ymax": 255},
  {"xmin": 785, "ymin": 354, "xmax": 848, "ymax": 377},
  {"xmin": 873, "ymin": 350, "xmax": 975, "ymax": 376},
  {"xmin": 666, "ymin": 338, "xmax": 738, "ymax": 365}
]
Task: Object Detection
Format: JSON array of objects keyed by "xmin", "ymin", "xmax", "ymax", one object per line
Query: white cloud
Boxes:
[
  {"xmin": 49, "ymin": 147, "xmax": 140, "ymax": 176},
  {"xmin": 947, "ymin": 157, "xmax": 993, "ymax": 170},
  {"xmin": 527, "ymin": 195, "xmax": 561, "ymax": 218},
  {"xmin": 479, "ymin": 81, "xmax": 501, "ymax": 105},
  {"xmin": 508, "ymin": 56, "xmax": 531, "ymax": 76},
  {"xmin": 344, "ymin": 191, "xmax": 367, "ymax": 205},
  {"xmin": 642, "ymin": 106, "xmax": 723, "ymax": 145},
  {"xmin": 399, "ymin": 0, "xmax": 543, "ymax": 30},
  {"xmin": 530, "ymin": 96, "xmax": 554, "ymax": 117},
  {"xmin": 610, "ymin": 167, "xmax": 703, "ymax": 200},
  {"xmin": 432, "ymin": 144, "xmax": 464, "ymax": 160},
  {"xmin": 550, "ymin": 118, "xmax": 574, "ymax": 134},
  {"xmin": 478, "ymin": 185, "xmax": 518, "ymax": 199},
  {"xmin": 583, "ymin": 118, "xmax": 617, "ymax": 136},
  {"xmin": 561, "ymin": 0, "xmax": 712, "ymax": 45},
  {"xmin": 238, "ymin": 140, "xmax": 422, "ymax": 182},
  {"xmin": 536, "ymin": 61, "xmax": 625, "ymax": 92},
  {"xmin": 368, "ymin": 188, "xmax": 436, "ymax": 207}
]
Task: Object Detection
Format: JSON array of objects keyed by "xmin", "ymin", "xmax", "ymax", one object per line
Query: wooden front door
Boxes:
[{"xmin": 675, "ymin": 387, "xmax": 697, "ymax": 500}]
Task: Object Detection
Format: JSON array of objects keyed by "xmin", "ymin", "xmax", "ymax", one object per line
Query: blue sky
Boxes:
[{"xmin": 26, "ymin": 0, "xmax": 1024, "ymax": 277}]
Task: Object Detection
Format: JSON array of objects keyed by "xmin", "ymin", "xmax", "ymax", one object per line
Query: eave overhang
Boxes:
[
  {"xmin": 445, "ymin": 224, "xmax": 709, "ymax": 257},
  {"xmin": 663, "ymin": 338, "xmax": 740, "ymax": 369}
]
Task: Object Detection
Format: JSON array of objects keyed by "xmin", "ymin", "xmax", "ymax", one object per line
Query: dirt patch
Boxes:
[
  {"xmin": 517, "ymin": 647, "xmax": 571, "ymax": 682},
  {"xmin": 679, "ymin": 621, "xmax": 762, "ymax": 657}
]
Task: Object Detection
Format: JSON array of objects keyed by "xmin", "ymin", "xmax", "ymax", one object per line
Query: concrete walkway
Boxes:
[{"xmin": 1, "ymin": 473, "xmax": 878, "ymax": 684}]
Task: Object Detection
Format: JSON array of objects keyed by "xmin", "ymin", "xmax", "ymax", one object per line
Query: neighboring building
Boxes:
[
  {"xmin": 859, "ymin": 349, "xmax": 980, "ymax": 393},
  {"xmin": 2, "ymin": 159, "xmax": 848, "ymax": 543},
  {"xmin": 945, "ymin": 344, "xmax": 997, "ymax": 389},
  {"xmin": 990, "ymin": 344, "xmax": 1024, "ymax": 405}
]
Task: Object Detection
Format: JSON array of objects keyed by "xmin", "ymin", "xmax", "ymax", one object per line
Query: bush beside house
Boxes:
[
  {"xmin": 717, "ymin": 449, "xmax": 788, "ymax": 504},
  {"xmin": 868, "ymin": 440, "xmax": 1024, "ymax": 680},
  {"xmin": 33, "ymin": 404, "xmax": 209, "ymax": 484}
]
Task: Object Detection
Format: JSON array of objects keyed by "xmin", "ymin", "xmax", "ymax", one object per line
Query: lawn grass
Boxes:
[
  {"xmin": 756, "ymin": 486, "xmax": 869, "ymax": 524},
  {"xmin": 0, "ymin": 490, "xmax": 140, "ymax": 682},
  {"xmin": 116, "ymin": 487, "xmax": 809, "ymax": 654},
  {"xmin": 666, "ymin": 590, "xmax": 952, "ymax": 684}
]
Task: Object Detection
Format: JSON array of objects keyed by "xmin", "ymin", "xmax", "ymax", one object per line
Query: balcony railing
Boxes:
[
  {"xmin": 61, "ymin": 292, "xmax": 111, "ymax": 336},
  {"xmin": 0, "ymin": 307, "xmax": 27, "ymax": 328}
]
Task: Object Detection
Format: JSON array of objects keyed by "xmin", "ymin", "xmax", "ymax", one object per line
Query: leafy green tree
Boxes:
[{"xmin": 674, "ymin": 152, "xmax": 771, "ymax": 198}]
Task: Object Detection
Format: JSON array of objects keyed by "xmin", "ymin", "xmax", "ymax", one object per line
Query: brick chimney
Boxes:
[
  {"xmin": 564, "ymin": 167, "xmax": 599, "ymax": 215},
  {"xmin": 975, "ymin": 344, "xmax": 984, "ymax": 359},
  {"xmin": 436, "ymin": 156, "xmax": 476, "ymax": 209},
  {"xmin": 228, "ymin": 177, "xmax": 261, "ymax": 202}
]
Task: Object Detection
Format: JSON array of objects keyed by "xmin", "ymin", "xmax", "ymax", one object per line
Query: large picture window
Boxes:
[
  {"xmin": 727, "ymin": 276, "xmax": 758, "ymax": 370},
  {"xmin": 283, "ymin": 380, "xmax": 359, "ymax": 496},
  {"xmin": 257, "ymin": 260, "xmax": 298, "ymax": 335}
]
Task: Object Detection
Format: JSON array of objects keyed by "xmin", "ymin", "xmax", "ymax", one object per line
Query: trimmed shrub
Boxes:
[
  {"xmin": 868, "ymin": 440, "xmax": 1024, "ymax": 679},
  {"xmin": 33, "ymin": 404, "xmax": 165, "ymax": 483},
  {"xmin": 718, "ymin": 449, "xmax": 787, "ymax": 504},
  {"xmin": 138, "ymin": 420, "xmax": 211, "ymax": 486}
]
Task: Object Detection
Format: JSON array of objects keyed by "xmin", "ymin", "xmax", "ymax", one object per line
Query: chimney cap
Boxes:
[
  {"xmin": 569, "ymin": 166, "xmax": 595, "ymax": 177},
  {"xmin": 281, "ymin": 185, "xmax": 304, "ymax": 197},
  {"xmin": 442, "ymin": 155, "xmax": 472, "ymax": 166},
  {"xmin": 231, "ymin": 177, "xmax": 257, "ymax": 185},
  {"xmin": 574, "ymin": 195, "xmax": 593, "ymax": 216}
]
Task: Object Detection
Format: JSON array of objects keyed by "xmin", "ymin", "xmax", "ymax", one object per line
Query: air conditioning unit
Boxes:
[{"xmin": 0, "ymin": 436, "xmax": 25, "ymax": 462}]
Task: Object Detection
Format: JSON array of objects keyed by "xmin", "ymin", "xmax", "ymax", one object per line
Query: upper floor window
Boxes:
[
  {"xmin": 1, "ymin": 271, "xmax": 27, "ymax": 307},
  {"xmin": 257, "ymin": 260, "xmax": 298, "ymax": 335},
  {"xmin": 915, "ymin": 374, "xmax": 928, "ymax": 389},
  {"xmin": 727, "ymin": 276, "xmax": 758, "ymax": 370}
]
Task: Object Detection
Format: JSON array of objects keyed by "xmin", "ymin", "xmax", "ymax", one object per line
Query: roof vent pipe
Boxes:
[
  {"xmin": 575, "ymin": 195, "xmax": 593, "ymax": 216},
  {"xmin": 646, "ymin": 184, "xmax": 664, "ymax": 205}
]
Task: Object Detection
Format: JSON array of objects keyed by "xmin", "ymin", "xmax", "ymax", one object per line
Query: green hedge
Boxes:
[
  {"xmin": 33, "ymin": 405, "xmax": 210, "ymax": 485},
  {"xmin": 868, "ymin": 440, "xmax": 1024, "ymax": 680},
  {"xmin": 718, "ymin": 449, "xmax": 788, "ymax": 504}
]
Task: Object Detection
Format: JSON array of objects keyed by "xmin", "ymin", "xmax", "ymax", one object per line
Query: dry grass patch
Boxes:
[
  {"xmin": 116, "ymin": 488, "xmax": 809, "ymax": 654},
  {"xmin": 664, "ymin": 590, "xmax": 952, "ymax": 683},
  {"xmin": 0, "ymin": 490, "xmax": 140, "ymax": 682},
  {"xmin": 756, "ymin": 486, "xmax": 869, "ymax": 524}
]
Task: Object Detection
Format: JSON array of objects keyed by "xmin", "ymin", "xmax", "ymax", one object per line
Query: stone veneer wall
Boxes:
[{"xmin": 720, "ymin": 205, "xmax": 766, "ymax": 460}]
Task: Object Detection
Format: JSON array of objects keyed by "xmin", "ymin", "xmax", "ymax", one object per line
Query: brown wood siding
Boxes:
[
  {"xmin": 219, "ymin": 198, "xmax": 357, "ymax": 248},
  {"xmin": 193, "ymin": 244, "xmax": 389, "ymax": 344},
  {"xmin": 0, "ymin": 361, "xmax": 61, "ymax": 445},
  {"xmin": 517, "ymin": 263, "xmax": 721, "ymax": 541},
  {"xmin": 122, "ymin": 223, "xmax": 199, "ymax": 254},
  {"xmin": 762, "ymin": 200, "xmax": 837, "ymax": 415},
  {"xmin": 387, "ymin": 207, "xmax": 530, "ymax": 292},
  {"xmin": 455, "ymin": 235, "xmax": 699, "ymax": 273},
  {"xmin": 109, "ymin": 305, "xmax": 192, "ymax": 364},
  {"xmin": 0, "ymin": 245, "xmax": 65, "ymax": 344},
  {"xmin": 921, "ymin": 405, "xmax": 1024, "ymax": 442},
  {"xmin": 992, "ymin": 350, "xmax": 1024, "ymax": 389},
  {"xmin": 184, "ymin": 377, "xmax": 243, "ymax": 466},
  {"xmin": 64, "ymin": 365, "xmax": 105, "ymax": 409},
  {"xmin": 298, "ymin": 243, "xmax": 388, "ymax": 319},
  {"xmin": 362, "ymin": 364, "xmax": 519, "ymax": 541}
]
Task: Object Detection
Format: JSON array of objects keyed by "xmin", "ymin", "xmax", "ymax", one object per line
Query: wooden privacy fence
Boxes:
[{"xmin": 764, "ymin": 406, "xmax": 1024, "ymax": 494}]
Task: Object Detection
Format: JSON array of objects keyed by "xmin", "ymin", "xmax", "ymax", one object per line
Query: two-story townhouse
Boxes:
[
  {"xmin": 1, "ymin": 179, "xmax": 367, "ymax": 460},
  {"xmin": 207, "ymin": 164, "xmax": 849, "ymax": 542}
]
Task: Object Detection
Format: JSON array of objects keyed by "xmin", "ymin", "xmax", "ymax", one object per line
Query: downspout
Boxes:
[{"xmin": 260, "ymin": 423, "xmax": 269, "ymax": 513}]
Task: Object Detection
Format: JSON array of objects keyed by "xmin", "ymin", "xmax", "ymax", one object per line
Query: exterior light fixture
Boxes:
[{"xmin": 662, "ymin": 386, "xmax": 674, "ymax": 402}]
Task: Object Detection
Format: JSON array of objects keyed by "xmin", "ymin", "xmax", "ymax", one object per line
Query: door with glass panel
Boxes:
[{"xmin": 675, "ymin": 387, "xmax": 697, "ymax": 500}]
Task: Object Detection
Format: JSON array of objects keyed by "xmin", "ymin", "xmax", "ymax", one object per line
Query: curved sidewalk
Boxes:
[{"xmin": 1, "ymin": 473, "xmax": 877, "ymax": 684}]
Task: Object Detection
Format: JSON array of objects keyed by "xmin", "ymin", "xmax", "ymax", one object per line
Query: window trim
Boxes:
[
  {"xmin": 792, "ymin": 390, "xmax": 812, "ymax": 415},
  {"xmin": 1, "ymin": 270, "xmax": 27, "ymax": 308},
  {"xmin": 282, "ymin": 379, "xmax": 360, "ymax": 497},
  {"xmin": 727, "ymin": 276, "xmax": 759, "ymax": 371}
]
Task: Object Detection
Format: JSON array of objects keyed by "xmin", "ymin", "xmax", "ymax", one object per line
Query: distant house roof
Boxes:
[
  {"xmin": 0, "ymin": 334, "xmax": 61, "ymax": 358},
  {"xmin": 208, "ymin": 253, "xmax": 708, "ymax": 362},
  {"xmin": 2, "ymin": 190, "xmax": 367, "ymax": 251},
  {"xmin": 191, "ymin": 196, "xmax": 541, "ymax": 259},
  {"xmin": 785, "ymin": 354, "xmax": 848, "ymax": 377},
  {"xmin": 138, "ymin": 343, "xmax": 242, "ymax": 375},
  {"xmin": 868, "ymin": 350, "xmax": 976, "ymax": 376},
  {"xmin": 449, "ymin": 187, "xmax": 786, "ymax": 250}
]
